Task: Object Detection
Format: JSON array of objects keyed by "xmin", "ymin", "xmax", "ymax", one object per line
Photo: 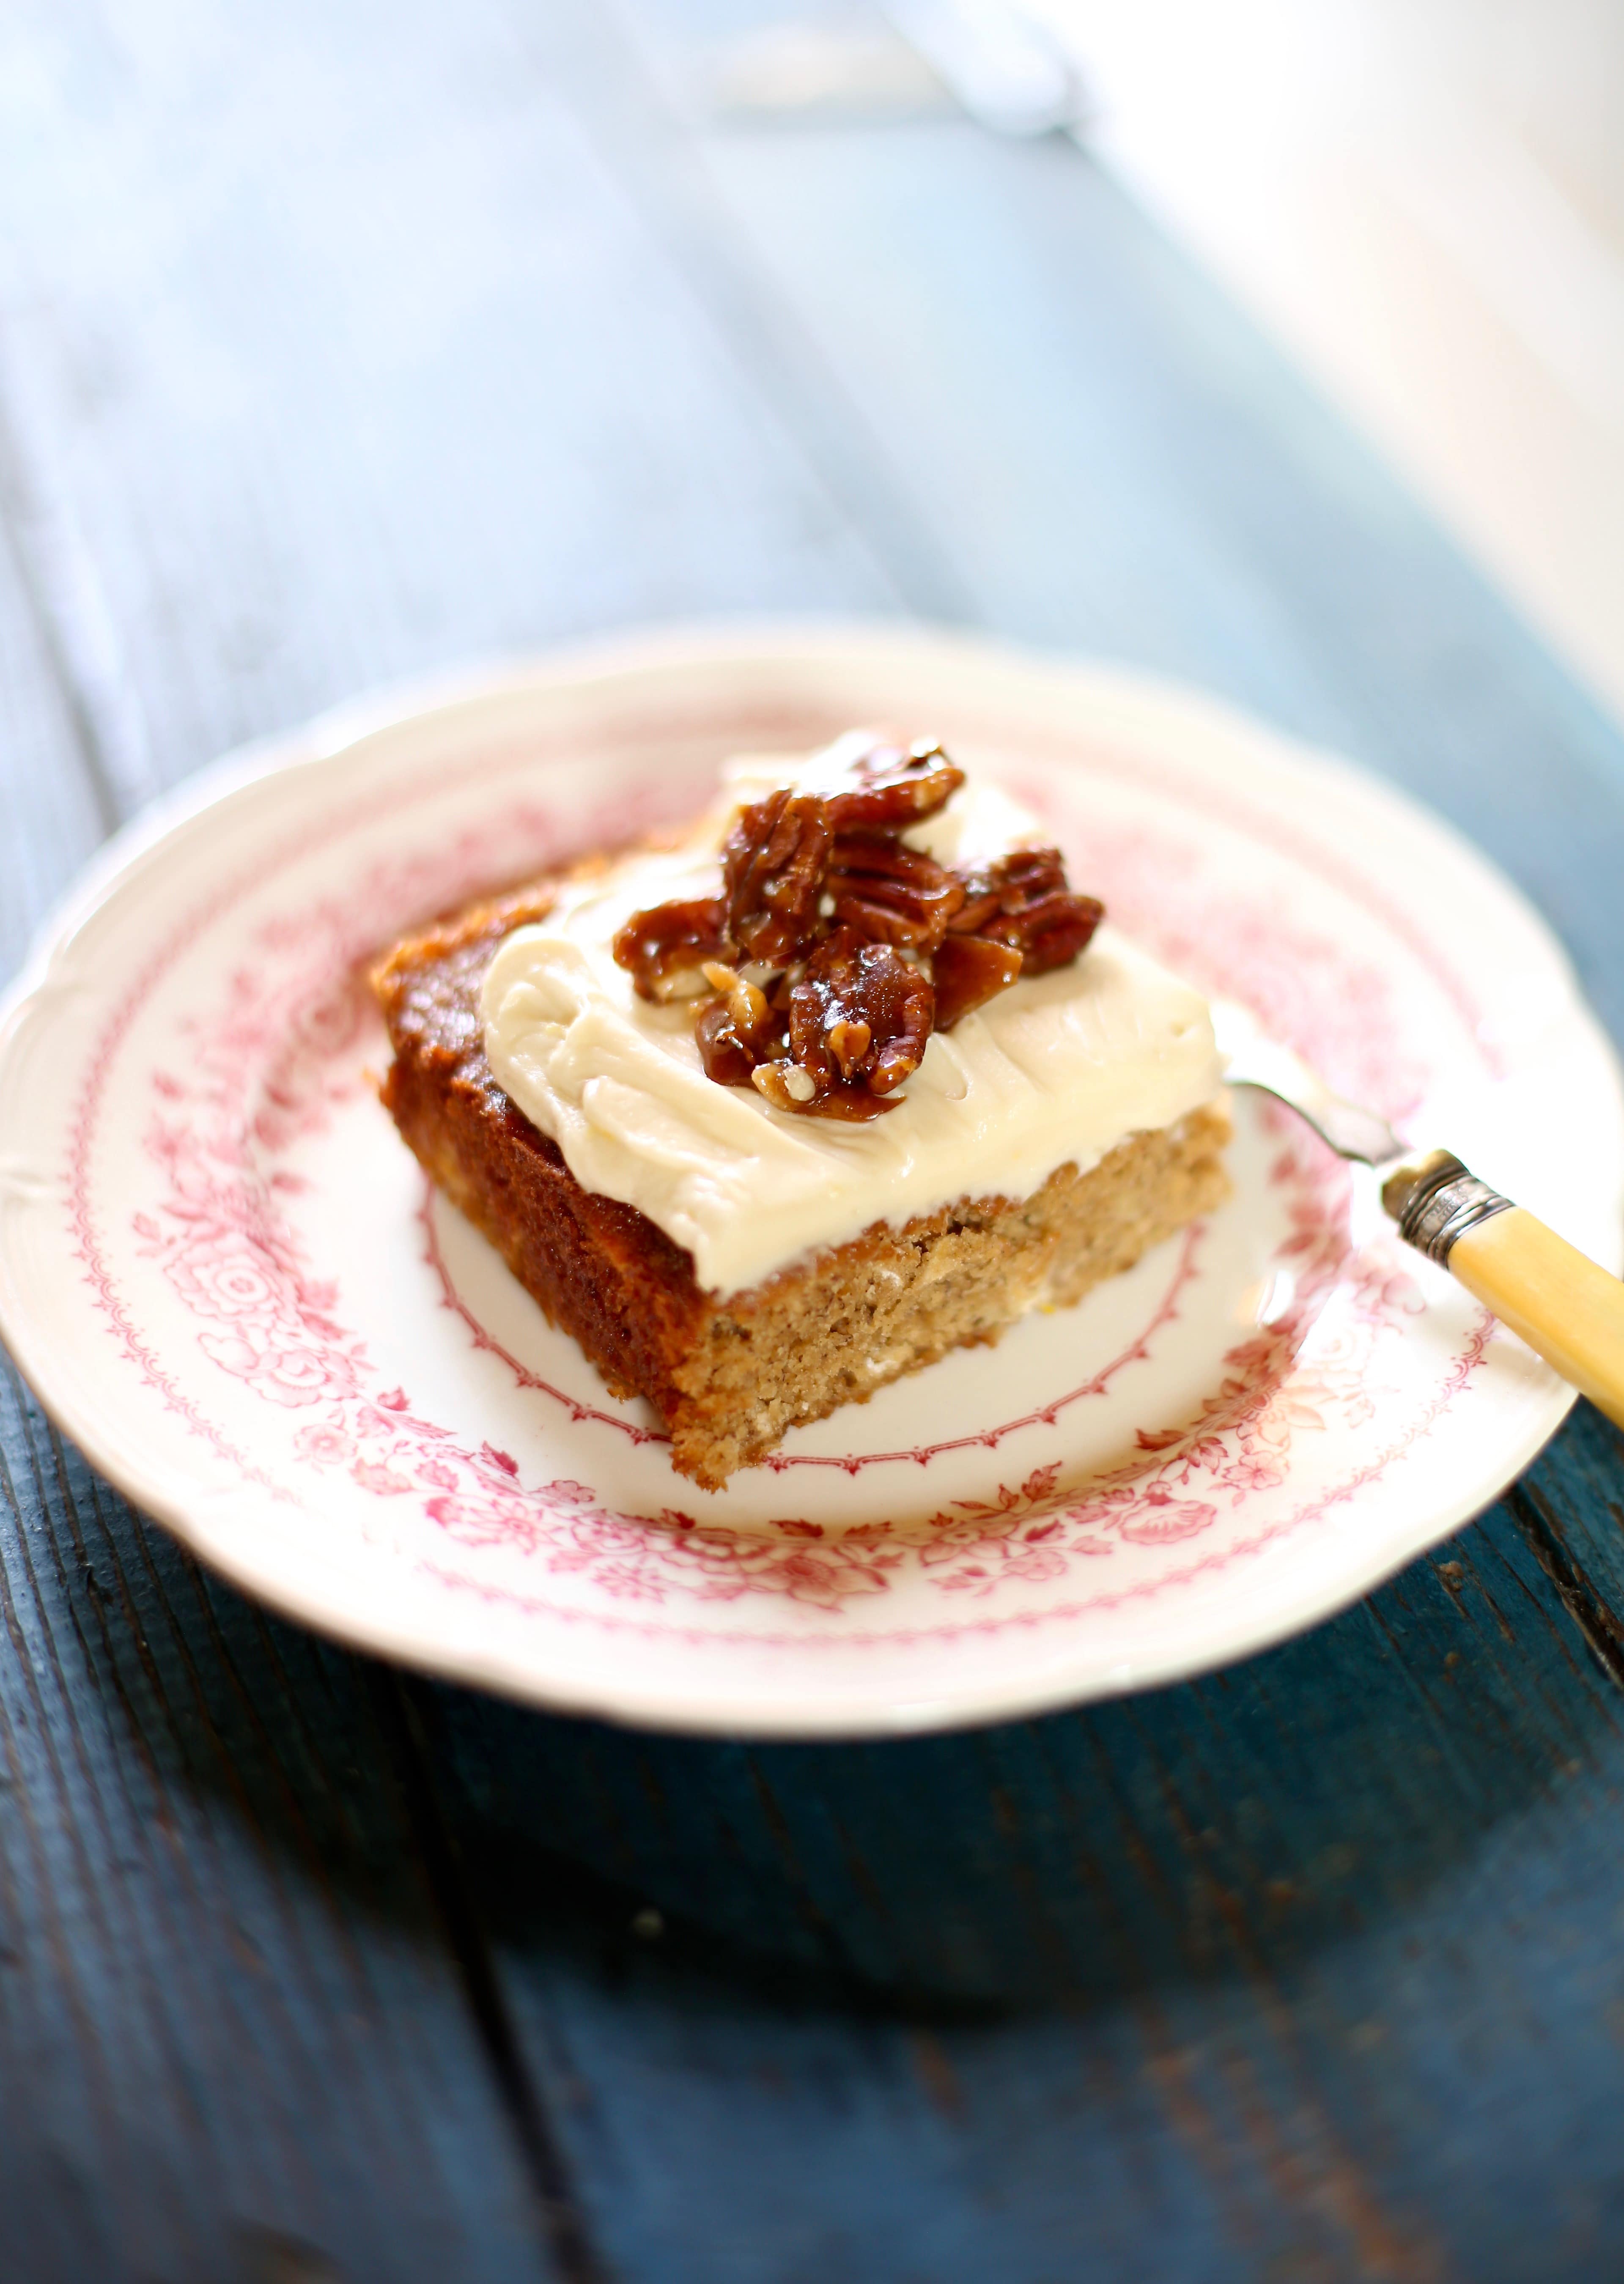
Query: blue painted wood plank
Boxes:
[
  {"xmin": 0, "ymin": 0, "xmax": 916, "ymax": 802},
  {"xmin": 417, "ymin": 1448, "xmax": 1624, "ymax": 2281},
  {"xmin": 0, "ymin": 1353, "xmax": 566, "ymax": 2281},
  {"xmin": 0, "ymin": 205, "xmax": 577, "ymax": 2273}
]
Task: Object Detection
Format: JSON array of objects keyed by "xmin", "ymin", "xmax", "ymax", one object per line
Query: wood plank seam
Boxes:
[
  {"xmin": 0, "ymin": 1348, "xmax": 577, "ymax": 2276},
  {"xmin": 1387, "ymin": 1557, "xmax": 1579, "ymax": 1761},
  {"xmin": 10, "ymin": 1374, "xmax": 375, "ymax": 2228},
  {"xmin": 1459, "ymin": 1535, "xmax": 1624, "ymax": 1728},
  {"xmin": 1071, "ymin": 1712, "xmax": 1437, "ymax": 2274},
  {"xmin": 1115, "ymin": 1702, "xmax": 1446, "ymax": 2280},
  {"xmin": 382, "ymin": 1673, "xmax": 615, "ymax": 2284},
  {"xmin": 0, "ymin": 1398, "xmax": 145, "ymax": 2195},
  {"xmin": 1503, "ymin": 1478, "xmax": 1624, "ymax": 1691}
]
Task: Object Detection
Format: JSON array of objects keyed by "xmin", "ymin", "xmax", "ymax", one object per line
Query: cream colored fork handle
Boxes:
[{"xmin": 1448, "ymin": 1208, "xmax": 1624, "ymax": 1432}]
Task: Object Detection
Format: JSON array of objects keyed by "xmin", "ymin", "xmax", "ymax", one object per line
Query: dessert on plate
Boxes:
[{"xmin": 372, "ymin": 731, "xmax": 1230, "ymax": 1486}]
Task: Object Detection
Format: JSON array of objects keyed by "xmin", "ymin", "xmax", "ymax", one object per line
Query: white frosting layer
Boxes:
[{"xmin": 481, "ymin": 753, "xmax": 1223, "ymax": 1296}]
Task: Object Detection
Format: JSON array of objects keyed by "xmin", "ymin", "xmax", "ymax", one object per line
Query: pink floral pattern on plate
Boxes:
[{"xmin": 115, "ymin": 763, "xmax": 1470, "ymax": 1620}]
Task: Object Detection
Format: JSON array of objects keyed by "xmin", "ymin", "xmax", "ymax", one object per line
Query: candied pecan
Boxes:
[
  {"xmin": 701, "ymin": 960, "xmax": 774, "ymax": 1039},
  {"xmin": 948, "ymin": 847, "xmax": 1103, "ymax": 973},
  {"xmin": 623, "ymin": 751, "xmax": 1103, "ymax": 1117},
  {"xmin": 695, "ymin": 998, "xmax": 779, "ymax": 1088},
  {"xmin": 751, "ymin": 1056, "xmax": 896, "ymax": 1121},
  {"xmin": 820, "ymin": 737, "xmax": 965, "ymax": 832},
  {"xmin": 694, "ymin": 997, "xmax": 756, "ymax": 1086},
  {"xmin": 949, "ymin": 846, "xmax": 1062, "ymax": 932},
  {"xmin": 613, "ymin": 895, "xmax": 732, "ymax": 1001},
  {"xmin": 721, "ymin": 790, "xmax": 832, "ymax": 967},
  {"xmin": 826, "ymin": 833, "xmax": 966, "ymax": 954},
  {"xmin": 1008, "ymin": 888, "xmax": 1104, "ymax": 973},
  {"xmin": 692, "ymin": 960, "xmax": 785, "ymax": 1087},
  {"xmin": 789, "ymin": 927, "xmax": 935, "ymax": 1098},
  {"xmin": 931, "ymin": 934, "xmax": 1023, "ymax": 1029}
]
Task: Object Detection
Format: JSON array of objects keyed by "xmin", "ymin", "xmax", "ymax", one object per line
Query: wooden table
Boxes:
[{"xmin": 6, "ymin": 5, "xmax": 1624, "ymax": 2276}]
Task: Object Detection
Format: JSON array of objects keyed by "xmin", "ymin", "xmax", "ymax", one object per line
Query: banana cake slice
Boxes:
[{"xmin": 372, "ymin": 732, "xmax": 1230, "ymax": 1487}]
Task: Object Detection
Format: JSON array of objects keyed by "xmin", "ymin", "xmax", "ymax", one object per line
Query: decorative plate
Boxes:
[{"xmin": 2, "ymin": 628, "xmax": 1620, "ymax": 1735}]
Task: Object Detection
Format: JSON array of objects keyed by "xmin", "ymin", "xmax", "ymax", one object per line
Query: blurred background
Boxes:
[
  {"xmin": 1045, "ymin": 0, "xmax": 1624, "ymax": 727},
  {"xmin": 722, "ymin": 0, "xmax": 1624, "ymax": 724},
  {"xmin": 4, "ymin": 0, "xmax": 1620, "ymax": 890}
]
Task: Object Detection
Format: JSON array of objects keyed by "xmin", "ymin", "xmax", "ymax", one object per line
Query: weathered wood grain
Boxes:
[
  {"xmin": 0, "ymin": 255, "xmax": 586, "ymax": 2281},
  {"xmin": 0, "ymin": 1354, "xmax": 574, "ymax": 2281},
  {"xmin": 411, "ymin": 1454, "xmax": 1624, "ymax": 2281},
  {"xmin": 0, "ymin": 0, "xmax": 912, "ymax": 800},
  {"xmin": 5, "ymin": 0, "xmax": 1624, "ymax": 2276}
]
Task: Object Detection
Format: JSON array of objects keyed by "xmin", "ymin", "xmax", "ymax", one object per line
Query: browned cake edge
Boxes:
[{"xmin": 372, "ymin": 897, "xmax": 1232, "ymax": 1488}]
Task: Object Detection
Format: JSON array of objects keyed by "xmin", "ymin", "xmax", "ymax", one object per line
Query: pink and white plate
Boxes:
[{"xmin": 2, "ymin": 628, "xmax": 1620, "ymax": 1735}]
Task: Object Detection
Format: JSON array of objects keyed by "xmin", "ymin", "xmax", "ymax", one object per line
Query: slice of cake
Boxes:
[{"xmin": 373, "ymin": 732, "xmax": 1229, "ymax": 1486}]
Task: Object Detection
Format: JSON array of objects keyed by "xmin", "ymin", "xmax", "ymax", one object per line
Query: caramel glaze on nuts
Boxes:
[{"xmin": 612, "ymin": 735, "xmax": 1104, "ymax": 1119}]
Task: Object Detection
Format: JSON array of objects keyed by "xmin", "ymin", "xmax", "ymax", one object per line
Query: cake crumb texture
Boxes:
[{"xmin": 666, "ymin": 1106, "xmax": 1229, "ymax": 1484}]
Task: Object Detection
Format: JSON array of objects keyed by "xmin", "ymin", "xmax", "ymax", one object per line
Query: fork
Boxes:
[{"xmin": 1214, "ymin": 999, "xmax": 1624, "ymax": 1429}]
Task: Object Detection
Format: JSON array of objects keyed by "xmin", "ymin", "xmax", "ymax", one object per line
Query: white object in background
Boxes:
[
  {"xmin": 710, "ymin": 4, "xmax": 1087, "ymax": 134},
  {"xmin": 708, "ymin": 22, "xmax": 955, "ymax": 121},
  {"xmin": 885, "ymin": 0, "xmax": 1088, "ymax": 134}
]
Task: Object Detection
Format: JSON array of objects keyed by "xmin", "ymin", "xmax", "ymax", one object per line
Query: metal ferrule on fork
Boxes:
[{"xmin": 1393, "ymin": 1152, "xmax": 1515, "ymax": 1267}]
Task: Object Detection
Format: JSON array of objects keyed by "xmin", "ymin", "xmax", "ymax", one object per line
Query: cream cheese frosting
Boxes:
[{"xmin": 481, "ymin": 749, "xmax": 1223, "ymax": 1296}]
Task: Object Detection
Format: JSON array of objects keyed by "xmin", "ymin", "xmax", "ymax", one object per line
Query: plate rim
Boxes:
[{"xmin": 0, "ymin": 619, "xmax": 1616, "ymax": 1735}]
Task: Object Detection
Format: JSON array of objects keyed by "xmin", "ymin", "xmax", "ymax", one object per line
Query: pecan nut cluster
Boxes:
[{"xmin": 612, "ymin": 736, "xmax": 1104, "ymax": 1119}]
